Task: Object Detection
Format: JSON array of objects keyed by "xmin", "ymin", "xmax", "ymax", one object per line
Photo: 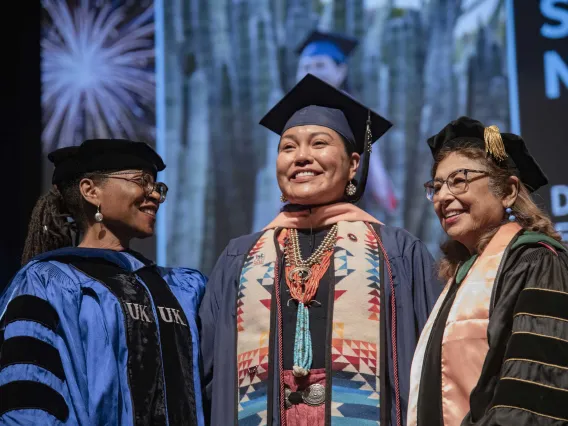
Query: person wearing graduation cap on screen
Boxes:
[
  {"xmin": 296, "ymin": 30, "xmax": 398, "ymax": 215},
  {"xmin": 295, "ymin": 30, "xmax": 358, "ymax": 90},
  {"xmin": 0, "ymin": 139, "xmax": 206, "ymax": 425},
  {"xmin": 406, "ymin": 117, "xmax": 568, "ymax": 426},
  {"xmin": 199, "ymin": 73, "xmax": 441, "ymax": 426}
]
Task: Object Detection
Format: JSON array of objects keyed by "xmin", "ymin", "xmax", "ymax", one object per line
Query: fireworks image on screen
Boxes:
[{"xmin": 41, "ymin": 0, "xmax": 155, "ymax": 152}]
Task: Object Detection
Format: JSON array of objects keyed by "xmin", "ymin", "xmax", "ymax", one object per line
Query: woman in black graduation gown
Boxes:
[
  {"xmin": 407, "ymin": 117, "xmax": 568, "ymax": 426},
  {"xmin": 0, "ymin": 139, "xmax": 205, "ymax": 425}
]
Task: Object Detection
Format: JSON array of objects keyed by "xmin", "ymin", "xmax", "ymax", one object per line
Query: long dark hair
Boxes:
[
  {"xmin": 21, "ymin": 173, "xmax": 106, "ymax": 265},
  {"xmin": 434, "ymin": 143, "xmax": 561, "ymax": 282}
]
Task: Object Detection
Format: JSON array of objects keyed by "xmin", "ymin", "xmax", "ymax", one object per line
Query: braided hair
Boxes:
[{"xmin": 21, "ymin": 173, "xmax": 105, "ymax": 265}]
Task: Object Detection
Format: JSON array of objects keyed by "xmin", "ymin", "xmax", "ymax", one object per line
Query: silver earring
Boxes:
[
  {"xmin": 94, "ymin": 204, "xmax": 104, "ymax": 223},
  {"xmin": 280, "ymin": 193, "xmax": 288, "ymax": 203},
  {"xmin": 345, "ymin": 181, "xmax": 356, "ymax": 197}
]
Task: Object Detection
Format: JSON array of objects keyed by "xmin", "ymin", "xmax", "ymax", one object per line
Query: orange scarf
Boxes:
[{"xmin": 263, "ymin": 202, "xmax": 383, "ymax": 230}]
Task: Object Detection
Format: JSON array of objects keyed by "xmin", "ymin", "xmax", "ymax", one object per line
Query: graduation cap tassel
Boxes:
[
  {"xmin": 484, "ymin": 125, "xmax": 508, "ymax": 162},
  {"xmin": 351, "ymin": 111, "xmax": 373, "ymax": 204}
]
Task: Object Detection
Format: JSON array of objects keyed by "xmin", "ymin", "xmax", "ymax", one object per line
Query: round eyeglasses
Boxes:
[
  {"xmin": 100, "ymin": 172, "xmax": 169, "ymax": 203},
  {"xmin": 423, "ymin": 168, "xmax": 487, "ymax": 202}
]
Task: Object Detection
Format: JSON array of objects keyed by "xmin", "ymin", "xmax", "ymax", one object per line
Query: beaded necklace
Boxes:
[{"xmin": 283, "ymin": 225, "xmax": 338, "ymax": 377}]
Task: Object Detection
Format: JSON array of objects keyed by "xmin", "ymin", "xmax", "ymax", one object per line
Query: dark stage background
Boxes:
[{"xmin": 0, "ymin": 2, "xmax": 42, "ymax": 290}]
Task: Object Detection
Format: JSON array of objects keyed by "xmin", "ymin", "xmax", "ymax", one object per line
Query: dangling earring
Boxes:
[
  {"xmin": 280, "ymin": 193, "xmax": 288, "ymax": 203},
  {"xmin": 345, "ymin": 181, "xmax": 357, "ymax": 197},
  {"xmin": 505, "ymin": 207, "xmax": 516, "ymax": 222},
  {"xmin": 94, "ymin": 204, "xmax": 104, "ymax": 223}
]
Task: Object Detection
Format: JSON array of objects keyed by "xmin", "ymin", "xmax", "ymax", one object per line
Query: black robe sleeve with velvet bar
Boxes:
[{"xmin": 462, "ymin": 241, "xmax": 568, "ymax": 425}]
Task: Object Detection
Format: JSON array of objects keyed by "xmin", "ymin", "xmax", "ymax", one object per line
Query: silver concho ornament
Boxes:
[
  {"xmin": 288, "ymin": 266, "xmax": 312, "ymax": 282},
  {"xmin": 284, "ymin": 387, "xmax": 292, "ymax": 409},
  {"xmin": 302, "ymin": 383, "xmax": 325, "ymax": 406}
]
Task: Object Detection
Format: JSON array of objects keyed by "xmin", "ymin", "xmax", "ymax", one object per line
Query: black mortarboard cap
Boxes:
[
  {"xmin": 259, "ymin": 73, "xmax": 392, "ymax": 203},
  {"xmin": 259, "ymin": 73, "xmax": 392, "ymax": 154},
  {"xmin": 49, "ymin": 139, "xmax": 166, "ymax": 185},
  {"xmin": 296, "ymin": 30, "xmax": 358, "ymax": 64},
  {"xmin": 427, "ymin": 116, "xmax": 548, "ymax": 192}
]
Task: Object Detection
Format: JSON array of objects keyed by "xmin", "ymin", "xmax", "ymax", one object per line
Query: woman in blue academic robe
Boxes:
[
  {"xmin": 0, "ymin": 139, "xmax": 206, "ymax": 425},
  {"xmin": 199, "ymin": 74, "xmax": 442, "ymax": 426}
]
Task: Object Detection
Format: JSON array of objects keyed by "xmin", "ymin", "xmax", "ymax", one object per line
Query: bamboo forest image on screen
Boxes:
[
  {"xmin": 39, "ymin": 0, "xmax": 512, "ymax": 272},
  {"xmin": 157, "ymin": 0, "xmax": 510, "ymax": 272}
]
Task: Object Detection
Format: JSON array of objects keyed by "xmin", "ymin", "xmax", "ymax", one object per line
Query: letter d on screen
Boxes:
[{"xmin": 551, "ymin": 185, "xmax": 568, "ymax": 217}]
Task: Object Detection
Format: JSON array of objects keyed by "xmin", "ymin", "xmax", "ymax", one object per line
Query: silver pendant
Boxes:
[
  {"xmin": 288, "ymin": 266, "xmax": 312, "ymax": 282},
  {"xmin": 302, "ymin": 383, "xmax": 325, "ymax": 406}
]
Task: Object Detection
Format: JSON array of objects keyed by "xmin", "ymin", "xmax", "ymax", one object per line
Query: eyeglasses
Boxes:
[
  {"xmin": 423, "ymin": 168, "xmax": 487, "ymax": 202},
  {"xmin": 99, "ymin": 172, "xmax": 169, "ymax": 203}
]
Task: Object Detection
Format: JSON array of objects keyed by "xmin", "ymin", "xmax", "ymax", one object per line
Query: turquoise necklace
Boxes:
[{"xmin": 284, "ymin": 225, "xmax": 338, "ymax": 377}]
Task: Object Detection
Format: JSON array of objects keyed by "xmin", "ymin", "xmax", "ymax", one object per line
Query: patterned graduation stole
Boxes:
[
  {"xmin": 236, "ymin": 222, "xmax": 381, "ymax": 425},
  {"xmin": 237, "ymin": 230, "xmax": 277, "ymax": 424},
  {"xmin": 330, "ymin": 221, "xmax": 381, "ymax": 423}
]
